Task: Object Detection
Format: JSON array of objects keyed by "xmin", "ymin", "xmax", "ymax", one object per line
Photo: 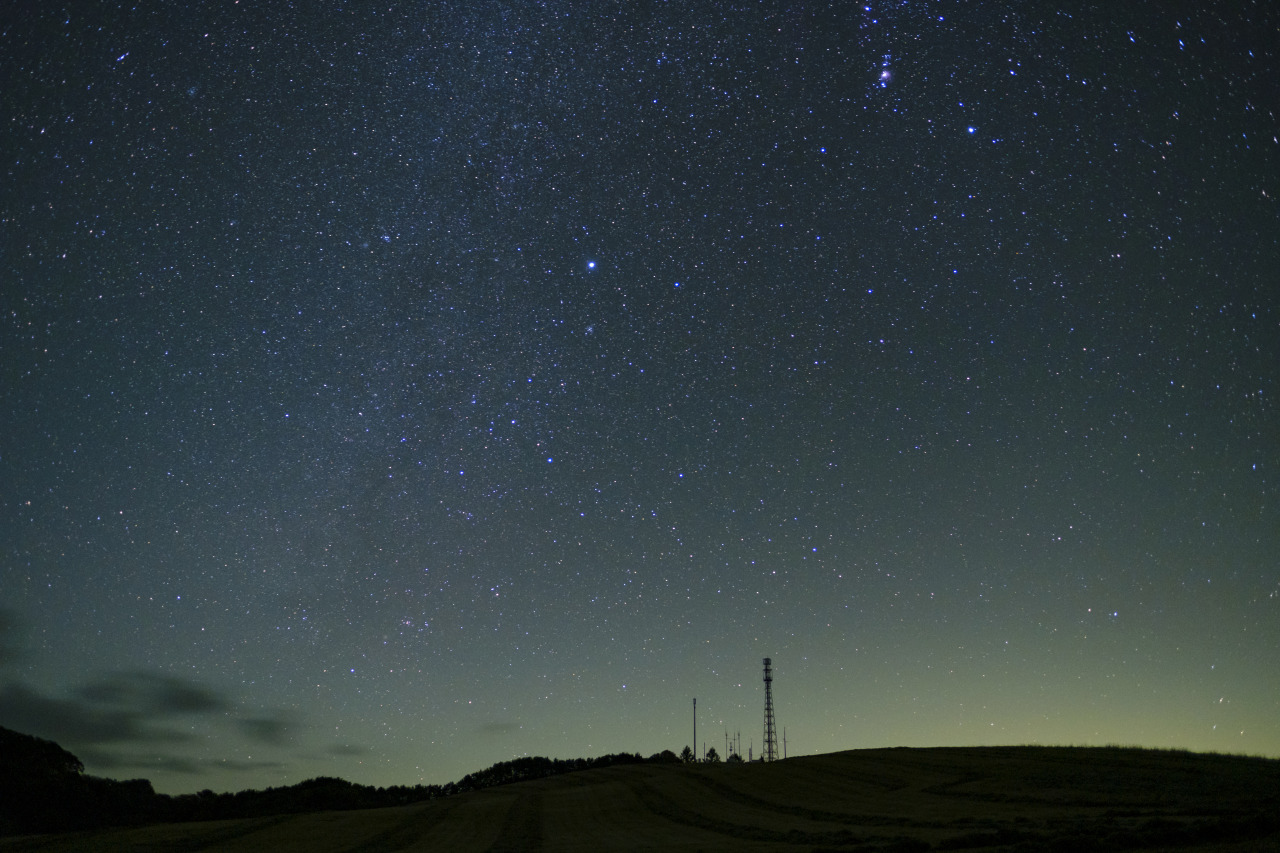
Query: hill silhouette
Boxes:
[
  {"xmin": 0, "ymin": 726, "xmax": 669, "ymax": 837},
  {"xmin": 2, "ymin": 727, "xmax": 1279, "ymax": 851}
]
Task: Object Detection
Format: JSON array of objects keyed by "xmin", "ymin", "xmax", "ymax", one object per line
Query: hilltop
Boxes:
[{"xmin": 3, "ymin": 734, "xmax": 1279, "ymax": 851}]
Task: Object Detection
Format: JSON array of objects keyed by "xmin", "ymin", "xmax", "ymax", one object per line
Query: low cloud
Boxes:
[
  {"xmin": 238, "ymin": 711, "xmax": 296, "ymax": 746},
  {"xmin": 80, "ymin": 748, "xmax": 286, "ymax": 776},
  {"xmin": 0, "ymin": 609, "xmax": 22, "ymax": 666},
  {"xmin": 0, "ymin": 672, "xmax": 304, "ymax": 781},
  {"xmin": 76, "ymin": 672, "xmax": 230, "ymax": 716},
  {"xmin": 0, "ymin": 680, "xmax": 182, "ymax": 745},
  {"xmin": 78, "ymin": 747, "xmax": 204, "ymax": 775}
]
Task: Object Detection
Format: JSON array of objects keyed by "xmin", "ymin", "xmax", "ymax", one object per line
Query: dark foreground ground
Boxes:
[{"xmin": 2, "ymin": 746, "xmax": 1278, "ymax": 852}]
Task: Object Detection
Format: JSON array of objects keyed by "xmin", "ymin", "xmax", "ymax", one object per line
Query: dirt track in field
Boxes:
[{"xmin": 3, "ymin": 746, "xmax": 1279, "ymax": 852}]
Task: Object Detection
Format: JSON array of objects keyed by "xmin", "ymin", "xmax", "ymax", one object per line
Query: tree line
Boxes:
[{"xmin": 0, "ymin": 726, "xmax": 683, "ymax": 837}]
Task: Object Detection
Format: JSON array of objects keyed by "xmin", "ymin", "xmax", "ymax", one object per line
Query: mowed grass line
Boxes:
[
  {"xmin": 617, "ymin": 765, "xmax": 888, "ymax": 850},
  {"xmin": 683, "ymin": 759, "xmax": 927, "ymax": 827},
  {"xmin": 483, "ymin": 786, "xmax": 544, "ymax": 852},
  {"xmin": 0, "ymin": 814, "xmax": 304, "ymax": 853},
  {"xmin": 532, "ymin": 766, "xmax": 738, "ymax": 852},
  {"xmin": 0, "ymin": 814, "xmax": 296, "ymax": 853},
  {"xmin": 389, "ymin": 788, "xmax": 525, "ymax": 853},
  {"xmin": 335, "ymin": 795, "xmax": 474, "ymax": 853},
  {"xmin": 198, "ymin": 808, "xmax": 430, "ymax": 853}
]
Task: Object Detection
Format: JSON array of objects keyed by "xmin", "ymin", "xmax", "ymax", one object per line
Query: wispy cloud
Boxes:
[
  {"xmin": 0, "ymin": 609, "xmax": 21, "ymax": 667},
  {"xmin": 0, "ymin": 672, "xmax": 304, "ymax": 780},
  {"xmin": 238, "ymin": 711, "xmax": 296, "ymax": 745},
  {"xmin": 79, "ymin": 748, "xmax": 287, "ymax": 776},
  {"xmin": 0, "ymin": 680, "xmax": 182, "ymax": 745},
  {"xmin": 76, "ymin": 672, "xmax": 231, "ymax": 716}
]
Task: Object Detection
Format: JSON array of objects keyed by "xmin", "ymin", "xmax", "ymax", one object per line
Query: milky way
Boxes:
[{"xmin": 2, "ymin": 2, "xmax": 1277, "ymax": 793}]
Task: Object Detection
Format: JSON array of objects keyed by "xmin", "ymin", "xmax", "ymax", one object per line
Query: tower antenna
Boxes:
[{"xmin": 763, "ymin": 657, "xmax": 778, "ymax": 761}]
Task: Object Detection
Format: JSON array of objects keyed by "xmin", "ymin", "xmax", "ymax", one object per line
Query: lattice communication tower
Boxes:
[{"xmin": 762, "ymin": 657, "xmax": 778, "ymax": 761}]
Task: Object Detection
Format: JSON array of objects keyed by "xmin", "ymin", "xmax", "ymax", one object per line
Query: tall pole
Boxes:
[
  {"xmin": 763, "ymin": 657, "xmax": 778, "ymax": 761},
  {"xmin": 693, "ymin": 697, "xmax": 697, "ymax": 762}
]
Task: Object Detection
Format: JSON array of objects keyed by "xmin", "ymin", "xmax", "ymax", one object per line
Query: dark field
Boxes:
[{"xmin": 3, "ymin": 746, "xmax": 1278, "ymax": 852}]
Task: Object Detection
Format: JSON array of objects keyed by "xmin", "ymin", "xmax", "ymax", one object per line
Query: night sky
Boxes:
[{"xmin": 3, "ymin": 2, "xmax": 1277, "ymax": 795}]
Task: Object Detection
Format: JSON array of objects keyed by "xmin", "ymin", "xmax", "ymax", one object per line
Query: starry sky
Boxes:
[{"xmin": 2, "ymin": 1, "xmax": 1277, "ymax": 795}]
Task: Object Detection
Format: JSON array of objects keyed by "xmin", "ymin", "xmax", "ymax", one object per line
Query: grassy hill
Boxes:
[{"xmin": 2, "ymin": 746, "xmax": 1278, "ymax": 852}]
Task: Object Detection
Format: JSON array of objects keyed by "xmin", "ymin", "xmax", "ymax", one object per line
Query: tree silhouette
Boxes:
[
  {"xmin": 680, "ymin": 746, "xmax": 695, "ymax": 763},
  {"xmin": 705, "ymin": 747, "xmax": 721, "ymax": 763},
  {"xmin": 0, "ymin": 726, "xmax": 83, "ymax": 777}
]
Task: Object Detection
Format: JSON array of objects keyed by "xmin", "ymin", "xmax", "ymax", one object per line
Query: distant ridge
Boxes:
[{"xmin": 3, "ymin": 730, "xmax": 1279, "ymax": 851}]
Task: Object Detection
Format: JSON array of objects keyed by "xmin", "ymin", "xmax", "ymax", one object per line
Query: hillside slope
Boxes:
[{"xmin": 3, "ymin": 746, "xmax": 1278, "ymax": 852}]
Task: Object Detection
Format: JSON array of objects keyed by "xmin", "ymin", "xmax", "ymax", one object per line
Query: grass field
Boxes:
[{"xmin": 3, "ymin": 746, "xmax": 1278, "ymax": 851}]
